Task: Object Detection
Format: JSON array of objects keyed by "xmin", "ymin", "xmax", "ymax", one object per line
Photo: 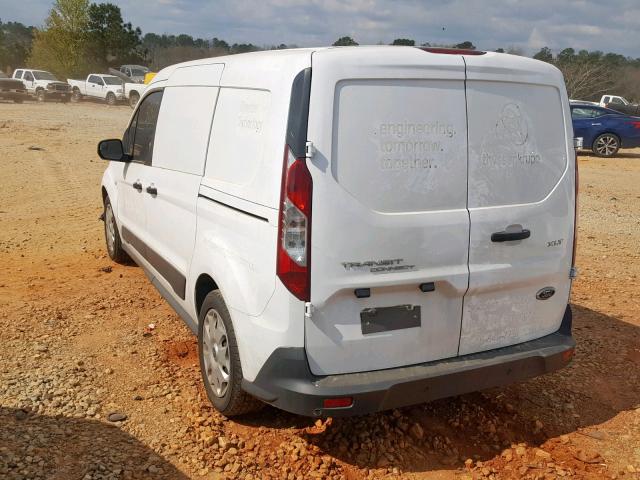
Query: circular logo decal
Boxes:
[
  {"xmin": 496, "ymin": 103, "xmax": 528, "ymax": 146},
  {"xmin": 536, "ymin": 287, "xmax": 556, "ymax": 300}
]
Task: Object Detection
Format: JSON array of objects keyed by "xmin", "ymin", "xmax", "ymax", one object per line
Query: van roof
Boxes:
[{"xmin": 149, "ymin": 46, "xmax": 561, "ymax": 89}]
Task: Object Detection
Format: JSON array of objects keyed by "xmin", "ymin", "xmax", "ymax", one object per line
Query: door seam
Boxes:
[{"xmin": 457, "ymin": 55, "xmax": 471, "ymax": 356}]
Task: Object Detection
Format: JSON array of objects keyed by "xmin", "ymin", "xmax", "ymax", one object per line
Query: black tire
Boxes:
[
  {"xmin": 103, "ymin": 196, "xmax": 129, "ymax": 263},
  {"xmin": 36, "ymin": 89, "xmax": 46, "ymax": 103},
  {"xmin": 71, "ymin": 90, "xmax": 81, "ymax": 103},
  {"xmin": 198, "ymin": 290, "xmax": 263, "ymax": 416},
  {"xmin": 592, "ymin": 133, "xmax": 620, "ymax": 157},
  {"xmin": 128, "ymin": 92, "xmax": 139, "ymax": 109},
  {"xmin": 106, "ymin": 92, "xmax": 116, "ymax": 106}
]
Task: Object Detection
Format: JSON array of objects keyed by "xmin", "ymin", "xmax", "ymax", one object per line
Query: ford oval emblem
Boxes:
[{"xmin": 536, "ymin": 287, "xmax": 556, "ymax": 300}]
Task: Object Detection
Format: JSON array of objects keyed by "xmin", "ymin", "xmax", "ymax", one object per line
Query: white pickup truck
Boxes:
[
  {"xmin": 106, "ymin": 68, "xmax": 146, "ymax": 108},
  {"xmin": 12, "ymin": 68, "xmax": 72, "ymax": 102},
  {"xmin": 67, "ymin": 74, "xmax": 125, "ymax": 105},
  {"xmin": 599, "ymin": 95, "xmax": 640, "ymax": 115}
]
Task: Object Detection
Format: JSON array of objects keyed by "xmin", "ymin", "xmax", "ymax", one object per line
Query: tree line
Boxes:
[{"xmin": 1, "ymin": 0, "xmax": 638, "ymax": 102}]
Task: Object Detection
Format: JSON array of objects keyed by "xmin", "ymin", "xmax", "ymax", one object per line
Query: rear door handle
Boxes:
[
  {"xmin": 146, "ymin": 185, "xmax": 157, "ymax": 195},
  {"xmin": 132, "ymin": 181, "xmax": 142, "ymax": 191},
  {"xmin": 591, "ymin": 123, "xmax": 601, "ymax": 126},
  {"xmin": 491, "ymin": 229, "xmax": 530, "ymax": 242}
]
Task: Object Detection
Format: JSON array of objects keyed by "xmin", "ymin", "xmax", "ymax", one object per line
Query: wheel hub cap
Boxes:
[
  {"xmin": 596, "ymin": 136, "xmax": 617, "ymax": 156},
  {"xmin": 105, "ymin": 204, "xmax": 116, "ymax": 255},
  {"xmin": 202, "ymin": 309, "xmax": 230, "ymax": 397}
]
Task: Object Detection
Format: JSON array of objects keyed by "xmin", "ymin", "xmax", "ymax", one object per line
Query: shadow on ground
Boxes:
[
  {"xmin": 0, "ymin": 407, "xmax": 189, "ymax": 479},
  {"xmin": 235, "ymin": 304, "xmax": 640, "ymax": 474},
  {"xmin": 579, "ymin": 150, "xmax": 640, "ymax": 160}
]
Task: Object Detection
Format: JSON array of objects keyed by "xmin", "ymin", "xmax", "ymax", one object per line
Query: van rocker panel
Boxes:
[{"xmin": 242, "ymin": 305, "xmax": 575, "ymax": 417}]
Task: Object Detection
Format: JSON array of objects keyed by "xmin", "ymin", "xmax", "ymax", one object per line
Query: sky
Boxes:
[{"xmin": 2, "ymin": 0, "xmax": 639, "ymax": 57}]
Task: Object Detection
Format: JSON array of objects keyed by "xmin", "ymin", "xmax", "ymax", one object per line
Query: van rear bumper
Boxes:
[{"xmin": 242, "ymin": 305, "xmax": 575, "ymax": 417}]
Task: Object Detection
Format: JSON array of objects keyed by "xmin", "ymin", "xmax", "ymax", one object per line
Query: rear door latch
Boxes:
[
  {"xmin": 305, "ymin": 141, "xmax": 315, "ymax": 159},
  {"xmin": 304, "ymin": 302, "xmax": 314, "ymax": 318}
]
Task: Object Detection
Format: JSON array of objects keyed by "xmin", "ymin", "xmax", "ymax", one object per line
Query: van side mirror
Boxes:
[{"xmin": 97, "ymin": 139, "xmax": 129, "ymax": 162}]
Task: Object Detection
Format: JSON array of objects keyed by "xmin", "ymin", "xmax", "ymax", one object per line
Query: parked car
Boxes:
[
  {"xmin": 68, "ymin": 74, "xmax": 125, "ymax": 105},
  {"xmin": 599, "ymin": 95, "xmax": 640, "ymax": 116},
  {"xmin": 571, "ymin": 102, "xmax": 640, "ymax": 157},
  {"xmin": 0, "ymin": 72, "xmax": 28, "ymax": 103},
  {"xmin": 119, "ymin": 65, "xmax": 149, "ymax": 83},
  {"xmin": 97, "ymin": 47, "xmax": 577, "ymax": 418},
  {"xmin": 12, "ymin": 68, "xmax": 71, "ymax": 102}
]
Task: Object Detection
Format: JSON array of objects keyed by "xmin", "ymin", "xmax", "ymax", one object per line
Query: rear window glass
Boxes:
[
  {"xmin": 331, "ymin": 79, "xmax": 468, "ymax": 213},
  {"xmin": 466, "ymin": 82, "xmax": 567, "ymax": 207}
]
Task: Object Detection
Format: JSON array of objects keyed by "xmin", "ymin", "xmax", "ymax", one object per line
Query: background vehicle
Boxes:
[
  {"xmin": 97, "ymin": 47, "xmax": 577, "ymax": 418},
  {"xmin": 0, "ymin": 72, "xmax": 28, "ymax": 103},
  {"xmin": 107, "ymin": 67, "xmax": 147, "ymax": 107},
  {"xmin": 571, "ymin": 102, "xmax": 640, "ymax": 157},
  {"xmin": 599, "ymin": 95, "xmax": 640, "ymax": 116},
  {"xmin": 119, "ymin": 65, "xmax": 149, "ymax": 83},
  {"xmin": 12, "ymin": 68, "xmax": 71, "ymax": 102},
  {"xmin": 68, "ymin": 74, "xmax": 125, "ymax": 105}
]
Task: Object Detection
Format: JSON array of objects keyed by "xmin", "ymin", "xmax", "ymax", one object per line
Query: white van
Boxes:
[{"xmin": 97, "ymin": 46, "xmax": 577, "ymax": 417}]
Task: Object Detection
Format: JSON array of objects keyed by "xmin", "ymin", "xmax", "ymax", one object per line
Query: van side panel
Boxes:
[{"xmin": 189, "ymin": 52, "xmax": 312, "ymax": 380}]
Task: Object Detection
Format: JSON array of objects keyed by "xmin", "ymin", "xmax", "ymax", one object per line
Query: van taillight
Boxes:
[{"xmin": 277, "ymin": 147, "xmax": 312, "ymax": 301}]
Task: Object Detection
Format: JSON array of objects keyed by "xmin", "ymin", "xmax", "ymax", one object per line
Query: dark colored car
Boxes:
[
  {"xmin": 571, "ymin": 103, "xmax": 640, "ymax": 157},
  {"xmin": 0, "ymin": 72, "xmax": 28, "ymax": 103}
]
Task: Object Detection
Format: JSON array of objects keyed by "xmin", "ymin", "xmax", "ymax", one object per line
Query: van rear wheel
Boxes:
[{"xmin": 198, "ymin": 290, "xmax": 263, "ymax": 416}]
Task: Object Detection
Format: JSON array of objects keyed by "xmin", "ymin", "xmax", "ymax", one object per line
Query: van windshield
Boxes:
[
  {"xmin": 33, "ymin": 71, "xmax": 58, "ymax": 81},
  {"xmin": 131, "ymin": 69, "xmax": 147, "ymax": 77}
]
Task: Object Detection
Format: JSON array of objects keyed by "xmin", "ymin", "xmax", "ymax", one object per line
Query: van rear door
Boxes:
[
  {"xmin": 459, "ymin": 53, "xmax": 575, "ymax": 355},
  {"xmin": 305, "ymin": 48, "xmax": 469, "ymax": 375}
]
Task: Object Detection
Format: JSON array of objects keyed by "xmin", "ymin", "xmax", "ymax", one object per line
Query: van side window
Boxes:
[
  {"xmin": 23, "ymin": 72, "xmax": 34, "ymax": 82},
  {"xmin": 130, "ymin": 90, "xmax": 163, "ymax": 165},
  {"xmin": 122, "ymin": 110, "xmax": 139, "ymax": 157},
  {"xmin": 14, "ymin": 70, "xmax": 23, "ymax": 79}
]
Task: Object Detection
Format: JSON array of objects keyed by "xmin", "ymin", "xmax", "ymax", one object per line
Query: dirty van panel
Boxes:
[
  {"xmin": 332, "ymin": 79, "xmax": 467, "ymax": 213},
  {"xmin": 305, "ymin": 48, "xmax": 470, "ymax": 376},
  {"xmin": 460, "ymin": 55, "xmax": 574, "ymax": 355},
  {"xmin": 467, "ymin": 82, "xmax": 567, "ymax": 208}
]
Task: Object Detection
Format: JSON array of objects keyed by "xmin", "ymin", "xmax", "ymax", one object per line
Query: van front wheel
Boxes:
[
  {"xmin": 198, "ymin": 290, "xmax": 262, "ymax": 416},
  {"xmin": 103, "ymin": 196, "xmax": 128, "ymax": 263}
]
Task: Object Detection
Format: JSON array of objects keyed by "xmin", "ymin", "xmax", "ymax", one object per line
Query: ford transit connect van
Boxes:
[{"xmin": 97, "ymin": 46, "xmax": 577, "ymax": 417}]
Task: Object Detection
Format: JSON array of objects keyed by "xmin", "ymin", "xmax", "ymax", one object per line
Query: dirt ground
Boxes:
[{"xmin": 0, "ymin": 101, "xmax": 639, "ymax": 480}]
